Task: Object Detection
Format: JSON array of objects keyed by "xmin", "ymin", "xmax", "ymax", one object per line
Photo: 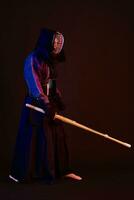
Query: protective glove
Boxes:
[
  {"xmin": 35, "ymin": 98, "xmax": 56, "ymax": 120},
  {"xmin": 51, "ymin": 94, "xmax": 66, "ymax": 111},
  {"xmin": 44, "ymin": 103, "xmax": 56, "ymax": 120}
]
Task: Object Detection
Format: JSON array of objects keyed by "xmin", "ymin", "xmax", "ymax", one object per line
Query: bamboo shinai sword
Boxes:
[{"xmin": 25, "ymin": 103, "xmax": 131, "ymax": 148}]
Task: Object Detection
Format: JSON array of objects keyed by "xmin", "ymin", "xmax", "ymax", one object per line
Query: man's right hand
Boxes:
[{"xmin": 44, "ymin": 103, "xmax": 56, "ymax": 120}]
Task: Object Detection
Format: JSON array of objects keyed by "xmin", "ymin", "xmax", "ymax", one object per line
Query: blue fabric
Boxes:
[
  {"xmin": 10, "ymin": 96, "xmax": 52, "ymax": 182},
  {"xmin": 34, "ymin": 28, "xmax": 55, "ymax": 62},
  {"xmin": 24, "ymin": 53, "xmax": 42, "ymax": 98}
]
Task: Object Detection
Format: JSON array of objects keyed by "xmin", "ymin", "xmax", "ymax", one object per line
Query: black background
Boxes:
[{"xmin": 0, "ymin": 0, "xmax": 133, "ymax": 178}]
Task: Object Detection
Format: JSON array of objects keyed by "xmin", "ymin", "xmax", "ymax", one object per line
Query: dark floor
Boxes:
[{"xmin": 0, "ymin": 166, "xmax": 133, "ymax": 200}]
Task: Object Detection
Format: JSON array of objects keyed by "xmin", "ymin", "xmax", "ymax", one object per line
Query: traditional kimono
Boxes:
[{"xmin": 10, "ymin": 29, "xmax": 71, "ymax": 183}]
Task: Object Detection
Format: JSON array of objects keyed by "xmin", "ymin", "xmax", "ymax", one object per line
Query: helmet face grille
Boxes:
[{"xmin": 53, "ymin": 32, "xmax": 64, "ymax": 54}]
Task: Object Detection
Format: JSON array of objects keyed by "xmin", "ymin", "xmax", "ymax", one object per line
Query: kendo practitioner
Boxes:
[{"xmin": 9, "ymin": 28, "xmax": 82, "ymax": 183}]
